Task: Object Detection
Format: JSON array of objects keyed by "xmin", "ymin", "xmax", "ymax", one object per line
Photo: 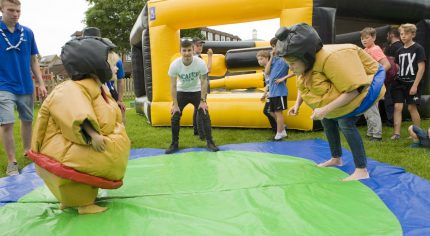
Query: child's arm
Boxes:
[
  {"xmin": 311, "ymin": 89, "xmax": 360, "ymax": 120},
  {"xmin": 261, "ymin": 84, "xmax": 269, "ymax": 101},
  {"xmin": 207, "ymin": 48, "xmax": 213, "ymax": 73},
  {"xmin": 264, "ymin": 51, "xmax": 275, "ymax": 75},
  {"xmin": 275, "ymin": 73, "xmax": 295, "ymax": 84},
  {"xmin": 411, "ymin": 62, "xmax": 425, "ymax": 95},
  {"xmin": 378, "ymin": 57, "xmax": 391, "ymax": 72},
  {"xmin": 288, "ymin": 90, "xmax": 304, "ymax": 116},
  {"xmin": 82, "ymin": 120, "xmax": 105, "ymax": 152}
]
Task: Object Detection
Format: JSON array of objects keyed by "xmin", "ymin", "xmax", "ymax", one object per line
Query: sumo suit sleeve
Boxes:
[{"xmin": 48, "ymin": 84, "xmax": 100, "ymax": 145}]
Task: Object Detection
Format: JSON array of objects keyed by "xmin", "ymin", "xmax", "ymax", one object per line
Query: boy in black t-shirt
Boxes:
[{"xmin": 391, "ymin": 23, "xmax": 426, "ymax": 140}]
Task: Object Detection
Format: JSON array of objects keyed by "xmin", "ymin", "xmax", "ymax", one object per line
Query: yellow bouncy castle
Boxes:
[{"xmin": 130, "ymin": 0, "xmax": 337, "ymax": 130}]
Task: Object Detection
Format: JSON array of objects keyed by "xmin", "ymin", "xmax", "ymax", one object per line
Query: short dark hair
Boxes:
[
  {"xmin": 388, "ymin": 25, "xmax": 400, "ymax": 38},
  {"xmin": 270, "ymin": 37, "xmax": 278, "ymax": 47},
  {"xmin": 192, "ymin": 37, "xmax": 204, "ymax": 44},
  {"xmin": 256, "ymin": 50, "xmax": 270, "ymax": 59},
  {"xmin": 181, "ymin": 39, "xmax": 193, "ymax": 48},
  {"xmin": 360, "ymin": 27, "xmax": 376, "ymax": 38}
]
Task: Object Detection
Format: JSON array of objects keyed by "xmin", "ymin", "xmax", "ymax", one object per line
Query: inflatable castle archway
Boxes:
[{"xmin": 130, "ymin": 0, "xmax": 430, "ymax": 130}]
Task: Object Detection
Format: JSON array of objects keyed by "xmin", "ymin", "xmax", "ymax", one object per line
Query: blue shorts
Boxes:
[{"xmin": 0, "ymin": 91, "xmax": 33, "ymax": 124}]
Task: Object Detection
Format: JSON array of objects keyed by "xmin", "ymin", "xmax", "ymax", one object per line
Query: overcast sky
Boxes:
[{"xmin": 17, "ymin": 0, "xmax": 280, "ymax": 56}]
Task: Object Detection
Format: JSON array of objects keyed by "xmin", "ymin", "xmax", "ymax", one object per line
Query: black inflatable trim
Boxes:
[
  {"xmin": 314, "ymin": 0, "xmax": 430, "ymax": 23},
  {"xmin": 142, "ymin": 29, "xmax": 153, "ymax": 101},
  {"xmin": 203, "ymin": 41, "xmax": 256, "ymax": 54},
  {"xmin": 312, "ymin": 7, "xmax": 336, "ymax": 44},
  {"xmin": 225, "ymin": 47, "xmax": 271, "ymax": 69},
  {"xmin": 131, "ymin": 46, "xmax": 146, "ymax": 97}
]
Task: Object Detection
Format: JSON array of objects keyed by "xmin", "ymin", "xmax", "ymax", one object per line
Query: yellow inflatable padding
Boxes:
[
  {"xmin": 150, "ymin": 93, "xmax": 315, "ymax": 130},
  {"xmin": 296, "ymin": 44, "xmax": 384, "ymax": 118},
  {"xmin": 210, "ymin": 72, "xmax": 264, "ymax": 89},
  {"xmin": 201, "ymin": 54, "xmax": 227, "ymax": 77},
  {"xmin": 32, "ymin": 79, "xmax": 130, "ymax": 180}
]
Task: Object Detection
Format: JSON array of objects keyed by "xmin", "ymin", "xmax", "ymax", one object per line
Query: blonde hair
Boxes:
[
  {"xmin": 107, "ymin": 52, "xmax": 119, "ymax": 80},
  {"xmin": 0, "ymin": 0, "xmax": 21, "ymax": 6},
  {"xmin": 360, "ymin": 27, "xmax": 376, "ymax": 38},
  {"xmin": 399, "ymin": 23, "xmax": 417, "ymax": 34},
  {"xmin": 256, "ymin": 50, "xmax": 270, "ymax": 59}
]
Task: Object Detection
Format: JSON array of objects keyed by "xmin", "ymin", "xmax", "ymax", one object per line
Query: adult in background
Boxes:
[
  {"xmin": 166, "ymin": 39, "xmax": 219, "ymax": 154},
  {"xmin": 383, "ymin": 25, "xmax": 402, "ymax": 127},
  {"xmin": 0, "ymin": 0, "xmax": 47, "ymax": 176}
]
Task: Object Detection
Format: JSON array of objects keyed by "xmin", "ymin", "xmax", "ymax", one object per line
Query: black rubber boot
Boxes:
[
  {"xmin": 165, "ymin": 143, "xmax": 179, "ymax": 154},
  {"xmin": 207, "ymin": 141, "xmax": 219, "ymax": 152}
]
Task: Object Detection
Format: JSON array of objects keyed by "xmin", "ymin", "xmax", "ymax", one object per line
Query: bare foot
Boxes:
[
  {"xmin": 59, "ymin": 203, "xmax": 66, "ymax": 210},
  {"xmin": 342, "ymin": 168, "xmax": 370, "ymax": 181},
  {"xmin": 78, "ymin": 204, "xmax": 107, "ymax": 214},
  {"xmin": 318, "ymin": 158, "xmax": 342, "ymax": 167}
]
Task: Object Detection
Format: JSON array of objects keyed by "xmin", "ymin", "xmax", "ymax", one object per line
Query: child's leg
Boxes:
[
  {"xmin": 263, "ymin": 102, "xmax": 277, "ymax": 132},
  {"xmin": 319, "ymin": 118, "xmax": 343, "ymax": 167},
  {"xmin": 393, "ymin": 102, "xmax": 403, "ymax": 135},
  {"xmin": 363, "ymin": 104, "xmax": 382, "ymax": 138},
  {"xmin": 274, "ymin": 111, "xmax": 285, "ymax": 133},
  {"xmin": 408, "ymin": 104, "xmax": 421, "ymax": 127},
  {"xmin": 337, "ymin": 116, "xmax": 369, "ymax": 181},
  {"xmin": 408, "ymin": 125, "xmax": 419, "ymax": 142},
  {"xmin": 78, "ymin": 204, "xmax": 107, "ymax": 214}
]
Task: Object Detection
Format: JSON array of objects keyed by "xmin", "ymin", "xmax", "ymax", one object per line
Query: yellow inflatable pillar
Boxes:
[
  {"xmin": 210, "ymin": 72, "xmax": 264, "ymax": 89},
  {"xmin": 149, "ymin": 25, "xmax": 179, "ymax": 102}
]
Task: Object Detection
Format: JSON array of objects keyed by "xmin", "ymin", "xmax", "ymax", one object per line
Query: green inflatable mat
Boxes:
[{"xmin": 0, "ymin": 151, "xmax": 401, "ymax": 235}]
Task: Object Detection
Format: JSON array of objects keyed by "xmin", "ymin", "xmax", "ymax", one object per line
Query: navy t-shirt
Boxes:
[{"xmin": 395, "ymin": 43, "xmax": 426, "ymax": 83}]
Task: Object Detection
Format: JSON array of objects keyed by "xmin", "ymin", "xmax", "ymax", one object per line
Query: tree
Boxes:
[
  {"xmin": 181, "ymin": 28, "xmax": 205, "ymax": 40},
  {"xmin": 85, "ymin": 0, "xmax": 204, "ymax": 53},
  {"xmin": 85, "ymin": 0, "xmax": 146, "ymax": 53}
]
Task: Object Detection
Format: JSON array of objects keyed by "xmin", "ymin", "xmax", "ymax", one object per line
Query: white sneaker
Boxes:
[
  {"xmin": 6, "ymin": 162, "xmax": 19, "ymax": 176},
  {"xmin": 274, "ymin": 131, "xmax": 287, "ymax": 141}
]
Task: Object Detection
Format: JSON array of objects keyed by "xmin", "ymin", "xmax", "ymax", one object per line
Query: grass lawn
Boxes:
[{"xmin": 1, "ymin": 101, "xmax": 429, "ymax": 180}]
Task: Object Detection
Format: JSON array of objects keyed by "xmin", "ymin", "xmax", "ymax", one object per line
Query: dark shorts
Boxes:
[
  {"xmin": 412, "ymin": 125, "xmax": 430, "ymax": 148},
  {"xmin": 269, "ymin": 96, "xmax": 287, "ymax": 112},
  {"xmin": 390, "ymin": 80, "xmax": 421, "ymax": 105}
]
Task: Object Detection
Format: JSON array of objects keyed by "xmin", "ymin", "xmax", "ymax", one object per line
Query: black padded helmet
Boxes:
[
  {"xmin": 61, "ymin": 36, "xmax": 116, "ymax": 83},
  {"xmin": 82, "ymin": 27, "xmax": 101, "ymax": 37},
  {"xmin": 275, "ymin": 23, "xmax": 323, "ymax": 72}
]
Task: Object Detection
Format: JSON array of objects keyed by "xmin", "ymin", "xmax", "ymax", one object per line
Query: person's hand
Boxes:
[
  {"xmin": 207, "ymin": 48, "xmax": 213, "ymax": 57},
  {"xmin": 38, "ymin": 84, "xmax": 48, "ymax": 99},
  {"xmin": 198, "ymin": 101, "xmax": 208, "ymax": 115},
  {"xmin": 410, "ymin": 85, "xmax": 417, "ymax": 95},
  {"xmin": 311, "ymin": 107, "xmax": 329, "ymax": 120},
  {"xmin": 91, "ymin": 134, "xmax": 105, "ymax": 152},
  {"xmin": 260, "ymin": 93, "xmax": 267, "ymax": 101},
  {"xmin": 171, "ymin": 104, "xmax": 180, "ymax": 115},
  {"xmin": 117, "ymin": 101, "xmax": 126, "ymax": 112},
  {"xmin": 288, "ymin": 105, "xmax": 299, "ymax": 116},
  {"xmin": 275, "ymin": 78, "xmax": 284, "ymax": 84}
]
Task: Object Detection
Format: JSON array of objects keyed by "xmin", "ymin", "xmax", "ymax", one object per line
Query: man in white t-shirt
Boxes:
[{"xmin": 166, "ymin": 39, "xmax": 219, "ymax": 154}]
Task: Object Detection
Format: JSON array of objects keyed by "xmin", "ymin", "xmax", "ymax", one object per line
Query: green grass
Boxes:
[{"xmin": 1, "ymin": 101, "xmax": 429, "ymax": 180}]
